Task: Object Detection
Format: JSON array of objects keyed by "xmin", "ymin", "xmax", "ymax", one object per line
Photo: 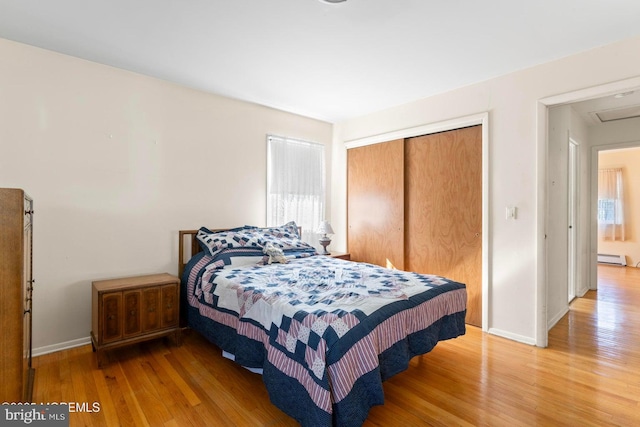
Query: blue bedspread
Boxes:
[{"xmin": 183, "ymin": 253, "xmax": 466, "ymax": 426}]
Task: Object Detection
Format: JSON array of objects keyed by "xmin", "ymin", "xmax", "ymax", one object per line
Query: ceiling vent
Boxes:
[{"xmin": 594, "ymin": 105, "xmax": 640, "ymax": 123}]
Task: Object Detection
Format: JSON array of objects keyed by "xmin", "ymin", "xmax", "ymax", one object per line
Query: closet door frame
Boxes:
[{"xmin": 345, "ymin": 112, "xmax": 490, "ymax": 332}]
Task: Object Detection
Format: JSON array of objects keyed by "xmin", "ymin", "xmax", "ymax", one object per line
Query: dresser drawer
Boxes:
[
  {"xmin": 101, "ymin": 292, "xmax": 123, "ymax": 343},
  {"xmin": 136, "ymin": 283, "xmax": 179, "ymax": 332},
  {"xmin": 91, "ymin": 273, "xmax": 181, "ymax": 367},
  {"xmin": 161, "ymin": 284, "xmax": 179, "ymax": 328}
]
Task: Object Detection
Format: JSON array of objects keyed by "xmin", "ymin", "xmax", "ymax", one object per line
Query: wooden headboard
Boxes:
[{"xmin": 178, "ymin": 229, "xmax": 207, "ymax": 279}]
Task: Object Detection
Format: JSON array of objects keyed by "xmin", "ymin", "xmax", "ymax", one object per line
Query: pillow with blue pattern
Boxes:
[
  {"xmin": 196, "ymin": 221, "xmax": 315, "ymax": 260},
  {"xmin": 239, "ymin": 221, "xmax": 313, "ymax": 252},
  {"xmin": 196, "ymin": 227, "xmax": 262, "ymax": 257},
  {"xmin": 252, "ymin": 232, "xmax": 316, "ymax": 252},
  {"xmin": 256, "ymin": 220, "xmax": 301, "ymax": 239}
]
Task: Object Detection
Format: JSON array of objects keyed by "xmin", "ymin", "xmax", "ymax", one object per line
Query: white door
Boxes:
[{"xmin": 568, "ymin": 139, "xmax": 578, "ymax": 302}]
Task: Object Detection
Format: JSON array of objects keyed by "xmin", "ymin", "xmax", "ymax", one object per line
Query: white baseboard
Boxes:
[
  {"xmin": 487, "ymin": 327, "xmax": 537, "ymax": 346},
  {"xmin": 33, "ymin": 336, "xmax": 91, "ymax": 357},
  {"xmin": 577, "ymin": 286, "xmax": 590, "ymax": 298},
  {"xmin": 547, "ymin": 307, "xmax": 569, "ymax": 331}
]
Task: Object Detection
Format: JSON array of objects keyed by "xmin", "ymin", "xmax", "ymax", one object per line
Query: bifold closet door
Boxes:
[
  {"xmin": 405, "ymin": 125, "xmax": 483, "ymax": 326},
  {"xmin": 347, "ymin": 139, "xmax": 405, "ymax": 270}
]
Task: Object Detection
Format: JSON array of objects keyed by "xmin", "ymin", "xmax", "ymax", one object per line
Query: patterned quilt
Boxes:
[{"xmin": 183, "ymin": 253, "xmax": 466, "ymax": 427}]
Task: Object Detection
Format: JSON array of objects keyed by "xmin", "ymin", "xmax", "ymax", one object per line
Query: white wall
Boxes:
[
  {"xmin": 546, "ymin": 105, "xmax": 591, "ymax": 329},
  {"xmin": 332, "ymin": 35, "xmax": 640, "ymax": 344},
  {"xmin": 0, "ymin": 38, "xmax": 333, "ymax": 353},
  {"xmin": 546, "ymin": 106, "xmax": 571, "ymax": 326}
]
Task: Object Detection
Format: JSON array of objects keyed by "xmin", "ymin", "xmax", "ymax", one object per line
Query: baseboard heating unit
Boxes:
[{"xmin": 597, "ymin": 253, "xmax": 627, "ymax": 266}]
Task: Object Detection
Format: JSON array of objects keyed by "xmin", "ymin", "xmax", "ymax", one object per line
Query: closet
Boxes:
[
  {"xmin": 347, "ymin": 126, "xmax": 482, "ymax": 326},
  {"xmin": 0, "ymin": 188, "xmax": 35, "ymax": 402},
  {"xmin": 347, "ymin": 139, "xmax": 406, "ymax": 270}
]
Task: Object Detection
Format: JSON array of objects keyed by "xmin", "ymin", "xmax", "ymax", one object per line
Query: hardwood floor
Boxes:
[{"xmin": 33, "ymin": 265, "xmax": 640, "ymax": 426}]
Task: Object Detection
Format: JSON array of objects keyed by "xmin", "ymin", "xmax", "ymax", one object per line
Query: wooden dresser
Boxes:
[
  {"xmin": 91, "ymin": 273, "xmax": 181, "ymax": 367},
  {"xmin": 0, "ymin": 188, "xmax": 35, "ymax": 402}
]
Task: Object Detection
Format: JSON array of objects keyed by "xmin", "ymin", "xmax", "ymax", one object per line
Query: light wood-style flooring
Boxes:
[{"xmin": 33, "ymin": 265, "xmax": 640, "ymax": 426}]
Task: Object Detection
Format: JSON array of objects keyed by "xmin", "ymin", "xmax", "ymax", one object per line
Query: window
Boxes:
[
  {"xmin": 598, "ymin": 168, "xmax": 625, "ymax": 241},
  {"xmin": 597, "ymin": 199, "xmax": 616, "ymax": 224},
  {"xmin": 267, "ymin": 135, "xmax": 325, "ymax": 245}
]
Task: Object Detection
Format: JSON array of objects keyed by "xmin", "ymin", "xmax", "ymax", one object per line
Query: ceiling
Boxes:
[
  {"xmin": 1, "ymin": 0, "xmax": 640, "ymax": 123},
  {"xmin": 571, "ymin": 90, "xmax": 640, "ymax": 126}
]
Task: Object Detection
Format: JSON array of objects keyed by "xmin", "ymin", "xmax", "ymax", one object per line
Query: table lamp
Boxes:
[{"xmin": 317, "ymin": 221, "xmax": 335, "ymax": 255}]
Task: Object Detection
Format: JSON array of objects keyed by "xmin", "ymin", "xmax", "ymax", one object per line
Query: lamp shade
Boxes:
[{"xmin": 317, "ymin": 221, "xmax": 334, "ymax": 235}]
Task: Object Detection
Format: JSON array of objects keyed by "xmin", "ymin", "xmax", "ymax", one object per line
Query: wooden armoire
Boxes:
[
  {"xmin": 347, "ymin": 126, "xmax": 483, "ymax": 326},
  {"xmin": 0, "ymin": 188, "xmax": 35, "ymax": 402}
]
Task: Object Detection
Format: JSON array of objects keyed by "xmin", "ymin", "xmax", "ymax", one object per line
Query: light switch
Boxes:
[{"xmin": 506, "ymin": 206, "xmax": 517, "ymax": 219}]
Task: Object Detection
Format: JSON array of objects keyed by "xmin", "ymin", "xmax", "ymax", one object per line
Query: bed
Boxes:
[{"xmin": 179, "ymin": 222, "xmax": 466, "ymax": 427}]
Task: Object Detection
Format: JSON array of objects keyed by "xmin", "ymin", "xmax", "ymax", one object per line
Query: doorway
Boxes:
[
  {"xmin": 596, "ymin": 146, "xmax": 640, "ymax": 269},
  {"xmin": 540, "ymin": 75, "xmax": 640, "ymax": 347}
]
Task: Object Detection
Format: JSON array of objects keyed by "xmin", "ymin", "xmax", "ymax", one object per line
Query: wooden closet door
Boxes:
[
  {"xmin": 405, "ymin": 125, "xmax": 482, "ymax": 326},
  {"xmin": 347, "ymin": 139, "xmax": 405, "ymax": 269}
]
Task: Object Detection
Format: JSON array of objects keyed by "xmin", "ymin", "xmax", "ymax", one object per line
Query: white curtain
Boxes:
[
  {"xmin": 598, "ymin": 168, "xmax": 625, "ymax": 241},
  {"xmin": 267, "ymin": 135, "xmax": 325, "ymax": 246}
]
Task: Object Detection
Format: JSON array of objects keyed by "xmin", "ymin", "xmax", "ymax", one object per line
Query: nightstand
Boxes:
[
  {"xmin": 328, "ymin": 252, "xmax": 351, "ymax": 260},
  {"xmin": 91, "ymin": 273, "xmax": 181, "ymax": 368}
]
